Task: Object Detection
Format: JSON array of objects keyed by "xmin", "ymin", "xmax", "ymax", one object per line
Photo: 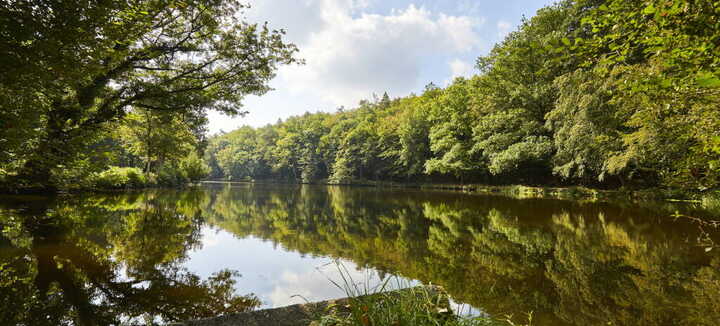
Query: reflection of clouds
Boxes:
[
  {"xmin": 186, "ymin": 228, "xmax": 420, "ymax": 309},
  {"xmin": 450, "ymin": 298, "xmax": 485, "ymax": 317},
  {"xmin": 201, "ymin": 227, "xmax": 221, "ymax": 248},
  {"xmin": 268, "ymin": 260, "xmax": 403, "ymax": 308}
]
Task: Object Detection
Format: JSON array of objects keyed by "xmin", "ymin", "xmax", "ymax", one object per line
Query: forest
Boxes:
[
  {"xmin": 205, "ymin": 0, "xmax": 720, "ymax": 192},
  {"xmin": 1, "ymin": 0, "xmax": 719, "ymax": 193}
]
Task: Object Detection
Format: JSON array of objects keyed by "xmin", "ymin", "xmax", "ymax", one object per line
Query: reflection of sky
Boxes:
[{"xmin": 183, "ymin": 226, "xmax": 398, "ymax": 308}]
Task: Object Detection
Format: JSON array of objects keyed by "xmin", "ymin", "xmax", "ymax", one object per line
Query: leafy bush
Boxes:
[
  {"xmin": 125, "ymin": 168, "xmax": 148, "ymax": 187},
  {"xmin": 157, "ymin": 164, "xmax": 188, "ymax": 187},
  {"xmin": 92, "ymin": 167, "xmax": 148, "ymax": 189},
  {"xmin": 702, "ymin": 192, "xmax": 720, "ymax": 215},
  {"xmin": 90, "ymin": 154, "xmax": 208, "ymax": 190},
  {"xmin": 180, "ymin": 152, "xmax": 211, "ymax": 182}
]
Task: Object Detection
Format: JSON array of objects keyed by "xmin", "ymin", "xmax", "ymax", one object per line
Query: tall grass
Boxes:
[{"xmin": 311, "ymin": 261, "xmax": 530, "ymax": 326}]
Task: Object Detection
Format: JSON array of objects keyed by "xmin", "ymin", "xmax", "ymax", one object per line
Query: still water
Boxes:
[{"xmin": 1, "ymin": 183, "xmax": 719, "ymax": 325}]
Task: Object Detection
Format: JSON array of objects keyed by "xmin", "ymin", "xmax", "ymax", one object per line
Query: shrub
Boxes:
[
  {"xmin": 180, "ymin": 152, "xmax": 211, "ymax": 182},
  {"xmin": 125, "ymin": 168, "xmax": 148, "ymax": 188},
  {"xmin": 157, "ymin": 164, "xmax": 188, "ymax": 187},
  {"xmin": 92, "ymin": 167, "xmax": 148, "ymax": 189},
  {"xmin": 702, "ymin": 191, "xmax": 720, "ymax": 215}
]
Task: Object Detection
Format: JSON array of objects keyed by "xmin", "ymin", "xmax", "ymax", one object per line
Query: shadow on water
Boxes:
[{"xmin": 1, "ymin": 184, "xmax": 719, "ymax": 325}]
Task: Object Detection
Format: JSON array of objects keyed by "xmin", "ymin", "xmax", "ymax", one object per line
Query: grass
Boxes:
[
  {"xmin": 310, "ymin": 262, "xmax": 531, "ymax": 326},
  {"xmin": 702, "ymin": 191, "xmax": 720, "ymax": 214}
]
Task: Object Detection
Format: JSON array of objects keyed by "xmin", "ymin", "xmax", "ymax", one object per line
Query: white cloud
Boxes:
[
  {"xmin": 201, "ymin": 227, "xmax": 221, "ymax": 247},
  {"xmin": 208, "ymin": 1, "xmax": 484, "ymax": 132},
  {"xmin": 497, "ymin": 20, "xmax": 512, "ymax": 39},
  {"xmin": 245, "ymin": 0, "xmax": 373, "ymax": 44},
  {"xmin": 251, "ymin": 1, "xmax": 482, "ymax": 107},
  {"xmin": 448, "ymin": 58, "xmax": 475, "ymax": 81}
]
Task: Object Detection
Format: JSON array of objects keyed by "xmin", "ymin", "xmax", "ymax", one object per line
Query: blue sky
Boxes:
[{"xmin": 207, "ymin": 0, "xmax": 553, "ymax": 133}]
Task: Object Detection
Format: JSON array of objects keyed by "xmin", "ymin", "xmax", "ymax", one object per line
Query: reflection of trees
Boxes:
[
  {"xmin": 204, "ymin": 185, "xmax": 720, "ymax": 326},
  {"xmin": 0, "ymin": 190, "xmax": 258, "ymax": 326}
]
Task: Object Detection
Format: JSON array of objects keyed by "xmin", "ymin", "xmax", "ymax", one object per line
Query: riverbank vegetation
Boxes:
[
  {"xmin": 205, "ymin": 0, "xmax": 720, "ymax": 195},
  {"xmin": 312, "ymin": 284, "xmax": 507, "ymax": 326},
  {"xmin": 311, "ymin": 263, "xmax": 522, "ymax": 326}
]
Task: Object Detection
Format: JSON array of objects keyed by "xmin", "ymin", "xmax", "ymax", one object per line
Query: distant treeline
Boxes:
[{"xmin": 205, "ymin": 1, "xmax": 720, "ymax": 190}]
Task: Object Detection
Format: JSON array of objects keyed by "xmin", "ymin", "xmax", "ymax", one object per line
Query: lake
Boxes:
[{"xmin": 1, "ymin": 183, "xmax": 719, "ymax": 325}]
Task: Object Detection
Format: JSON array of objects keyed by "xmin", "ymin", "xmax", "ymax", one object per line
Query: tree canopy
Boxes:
[
  {"xmin": 205, "ymin": 0, "xmax": 719, "ymax": 192},
  {"xmin": 0, "ymin": 0, "xmax": 298, "ymax": 191},
  {"xmin": 2, "ymin": 0, "xmax": 718, "ymax": 193}
]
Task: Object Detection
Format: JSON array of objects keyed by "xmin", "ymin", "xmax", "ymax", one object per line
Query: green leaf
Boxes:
[
  {"xmin": 696, "ymin": 71, "xmax": 720, "ymax": 88},
  {"xmin": 660, "ymin": 78, "xmax": 672, "ymax": 88},
  {"xmin": 561, "ymin": 38, "xmax": 571, "ymax": 46},
  {"xmin": 643, "ymin": 5, "xmax": 656, "ymax": 15}
]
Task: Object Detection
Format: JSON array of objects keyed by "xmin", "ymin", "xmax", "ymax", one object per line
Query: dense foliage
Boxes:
[
  {"xmin": 0, "ymin": 0, "xmax": 298, "ymax": 191},
  {"xmin": 206, "ymin": 0, "xmax": 719, "ymax": 192}
]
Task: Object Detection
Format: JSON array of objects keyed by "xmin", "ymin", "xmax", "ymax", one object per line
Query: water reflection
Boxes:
[
  {"xmin": 0, "ymin": 191, "xmax": 259, "ymax": 326},
  {"xmin": 1, "ymin": 184, "xmax": 719, "ymax": 326},
  {"xmin": 184, "ymin": 228, "xmax": 388, "ymax": 308},
  {"xmin": 199, "ymin": 184, "xmax": 720, "ymax": 326}
]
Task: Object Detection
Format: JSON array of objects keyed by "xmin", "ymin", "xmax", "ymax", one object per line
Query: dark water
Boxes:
[{"xmin": 1, "ymin": 184, "xmax": 719, "ymax": 325}]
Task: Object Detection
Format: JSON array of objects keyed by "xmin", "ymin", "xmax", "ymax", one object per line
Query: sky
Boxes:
[{"xmin": 207, "ymin": 0, "xmax": 554, "ymax": 134}]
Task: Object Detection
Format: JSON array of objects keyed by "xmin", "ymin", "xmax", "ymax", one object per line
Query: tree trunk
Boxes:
[
  {"xmin": 144, "ymin": 109, "xmax": 153, "ymax": 174},
  {"xmin": 11, "ymin": 132, "xmax": 64, "ymax": 193},
  {"xmin": 10, "ymin": 103, "xmax": 82, "ymax": 193}
]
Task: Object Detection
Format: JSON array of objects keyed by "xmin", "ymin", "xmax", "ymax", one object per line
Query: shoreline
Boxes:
[
  {"xmin": 1, "ymin": 179, "xmax": 713, "ymax": 204},
  {"xmin": 201, "ymin": 179, "xmax": 710, "ymax": 202},
  {"xmin": 171, "ymin": 286, "xmax": 448, "ymax": 326}
]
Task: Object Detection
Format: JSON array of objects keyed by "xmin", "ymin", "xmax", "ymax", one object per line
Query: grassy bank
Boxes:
[
  {"xmin": 310, "ymin": 286, "xmax": 519, "ymax": 326},
  {"xmin": 0, "ymin": 164, "xmax": 209, "ymax": 194},
  {"xmin": 308, "ymin": 263, "xmax": 529, "ymax": 326}
]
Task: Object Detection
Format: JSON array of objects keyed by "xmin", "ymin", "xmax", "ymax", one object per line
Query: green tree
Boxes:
[
  {"xmin": 565, "ymin": 0, "xmax": 720, "ymax": 189},
  {"xmin": 118, "ymin": 108, "xmax": 197, "ymax": 173},
  {"xmin": 214, "ymin": 127, "xmax": 262, "ymax": 180},
  {"xmin": 470, "ymin": 3, "xmax": 575, "ymax": 181},
  {"xmin": 274, "ymin": 113, "xmax": 330, "ymax": 183},
  {"xmin": 0, "ymin": 0, "xmax": 298, "ymax": 191},
  {"xmin": 424, "ymin": 78, "xmax": 483, "ymax": 179},
  {"xmin": 180, "ymin": 151, "xmax": 211, "ymax": 182},
  {"xmin": 545, "ymin": 68, "xmax": 626, "ymax": 183}
]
